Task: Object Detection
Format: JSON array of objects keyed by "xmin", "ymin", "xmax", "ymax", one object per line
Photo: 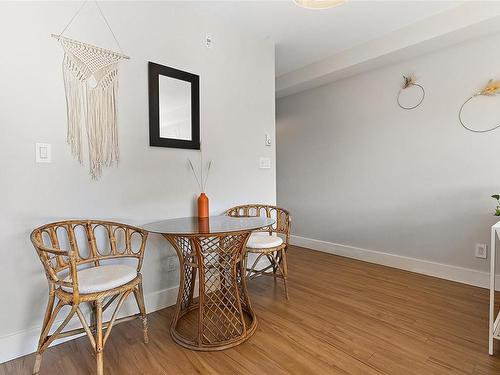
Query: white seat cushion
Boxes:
[
  {"xmin": 246, "ymin": 234, "xmax": 284, "ymax": 249},
  {"xmin": 61, "ymin": 264, "xmax": 138, "ymax": 294}
]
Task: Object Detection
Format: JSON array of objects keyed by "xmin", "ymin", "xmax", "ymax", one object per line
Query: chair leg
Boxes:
[
  {"xmin": 33, "ymin": 354, "xmax": 42, "ymax": 375},
  {"xmin": 33, "ymin": 291, "xmax": 58, "ymax": 375},
  {"xmin": 281, "ymin": 249, "xmax": 289, "ymax": 300},
  {"xmin": 34, "ymin": 303, "xmax": 76, "ymax": 374},
  {"xmin": 266, "ymin": 254, "xmax": 277, "ymax": 282},
  {"xmin": 95, "ymin": 299, "xmax": 104, "ymax": 375},
  {"xmin": 246, "ymin": 249, "xmax": 290, "ymax": 300},
  {"xmin": 269, "ymin": 250, "xmax": 289, "ymax": 300},
  {"xmin": 89, "ymin": 301, "xmax": 97, "ymax": 335},
  {"xmin": 246, "ymin": 253, "xmax": 264, "ymax": 279},
  {"xmin": 133, "ymin": 282, "xmax": 149, "ymax": 344},
  {"xmin": 283, "ymin": 275, "xmax": 289, "ymax": 300}
]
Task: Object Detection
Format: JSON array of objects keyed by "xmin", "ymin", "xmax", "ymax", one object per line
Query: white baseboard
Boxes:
[
  {"xmin": 291, "ymin": 235, "xmax": 500, "ymax": 290},
  {"xmin": 0, "ymin": 285, "xmax": 180, "ymax": 364}
]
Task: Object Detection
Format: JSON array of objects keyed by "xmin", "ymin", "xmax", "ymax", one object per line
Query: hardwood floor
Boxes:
[{"xmin": 3, "ymin": 245, "xmax": 500, "ymax": 374}]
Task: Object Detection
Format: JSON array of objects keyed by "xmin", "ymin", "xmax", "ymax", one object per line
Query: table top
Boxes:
[{"xmin": 143, "ymin": 215, "xmax": 275, "ymax": 236}]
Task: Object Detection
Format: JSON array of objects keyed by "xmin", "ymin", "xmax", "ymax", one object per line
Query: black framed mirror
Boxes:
[{"xmin": 148, "ymin": 62, "xmax": 200, "ymax": 149}]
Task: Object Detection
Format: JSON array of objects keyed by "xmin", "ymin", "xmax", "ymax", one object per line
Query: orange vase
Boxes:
[
  {"xmin": 198, "ymin": 192, "xmax": 209, "ymax": 218},
  {"xmin": 198, "ymin": 217, "xmax": 210, "ymax": 233}
]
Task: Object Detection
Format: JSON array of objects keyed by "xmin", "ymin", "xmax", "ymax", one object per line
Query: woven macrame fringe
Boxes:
[
  {"xmin": 86, "ymin": 77, "xmax": 119, "ymax": 179},
  {"xmin": 59, "ymin": 39, "xmax": 123, "ymax": 180},
  {"xmin": 63, "ymin": 58, "xmax": 86, "ymax": 164}
]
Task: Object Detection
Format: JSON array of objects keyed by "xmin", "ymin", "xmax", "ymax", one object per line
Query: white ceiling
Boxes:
[{"xmin": 192, "ymin": 0, "xmax": 463, "ymax": 76}]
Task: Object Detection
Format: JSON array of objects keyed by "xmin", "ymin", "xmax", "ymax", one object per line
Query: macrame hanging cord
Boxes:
[{"xmin": 53, "ymin": 1, "xmax": 129, "ymax": 179}]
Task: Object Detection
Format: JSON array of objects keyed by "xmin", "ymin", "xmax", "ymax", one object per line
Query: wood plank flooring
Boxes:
[{"xmin": 2, "ymin": 245, "xmax": 500, "ymax": 374}]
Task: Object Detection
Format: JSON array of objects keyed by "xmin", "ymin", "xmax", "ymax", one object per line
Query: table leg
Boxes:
[{"xmin": 490, "ymin": 228, "xmax": 497, "ymax": 355}]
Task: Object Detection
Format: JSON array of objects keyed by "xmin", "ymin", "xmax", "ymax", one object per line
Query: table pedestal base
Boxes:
[
  {"xmin": 163, "ymin": 232, "xmax": 257, "ymax": 351},
  {"xmin": 170, "ymin": 304, "xmax": 257, "ymax": 351}
]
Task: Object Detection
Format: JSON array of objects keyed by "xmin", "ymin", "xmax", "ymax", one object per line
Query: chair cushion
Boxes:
[
  {"xmin": 61, "ymin": 264, "xmax": 138, "ymax": 294},
  {"xmin": 246, "ymin": 234, "xmax": 284, "ymax": 249}
]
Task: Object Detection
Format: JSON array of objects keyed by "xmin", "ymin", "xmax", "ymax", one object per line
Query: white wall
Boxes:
[
  {"xmin": 0, "ymin": 1, "xmax": 275, "ymax": 362},
  {"xmin": 277, "ymin": 31, "xmax": 500, "ymax": 282}
]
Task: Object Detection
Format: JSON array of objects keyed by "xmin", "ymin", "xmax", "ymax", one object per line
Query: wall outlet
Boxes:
[
  {"xmin": 167, "ymin": 257, "xmax": 178, "ymax": 271},
  {"xmin": 475, "ymin": 243, "xmax": 487, "ymax": 259},
  {"xmin": 259, "ymin": 157, "xmax": 271, "ymax": 169}
]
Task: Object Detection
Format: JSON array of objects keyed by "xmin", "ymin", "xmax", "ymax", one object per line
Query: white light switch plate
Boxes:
[
  {"xmin": 35, "ymin": 143, "xmax": 51, "ymax": 163},
  {"xmin": 259, "ymin": 157, "xmax": 271, "ymax": 169}
]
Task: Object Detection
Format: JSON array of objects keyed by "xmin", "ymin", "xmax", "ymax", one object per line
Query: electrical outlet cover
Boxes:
[
  {"xmin": 167, "ymin": 257, "xmax": 178, "ymax": 271},
  {"xmin": 475, "ymin": 243, "xmax": 487, "ymax": 259},
  {"xmin": 259, "ymin": 157, "xmax": 271, "ymax": 169}
]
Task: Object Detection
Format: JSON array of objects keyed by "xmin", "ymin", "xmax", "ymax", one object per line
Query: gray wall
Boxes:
[
  {"xmin": 0, "ymin": 1, "xmax": 275, "ymax": 361},
  {"xmin": 277, "ymin": 31, "xmax": 500, "ymax": 273}
]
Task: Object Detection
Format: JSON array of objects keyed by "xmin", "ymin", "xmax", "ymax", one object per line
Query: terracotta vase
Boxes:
[{"xmin": 198, "ymin": 192, "xmax": 209, "ymax": 218}]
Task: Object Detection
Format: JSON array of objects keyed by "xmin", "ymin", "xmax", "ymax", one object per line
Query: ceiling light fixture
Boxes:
[{"xmin": 294, "ymin": 0, "xmax": 345, "ymax": 10}]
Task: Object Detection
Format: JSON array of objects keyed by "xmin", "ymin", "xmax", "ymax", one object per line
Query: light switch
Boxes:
[
  {"xmin": 265, "ymin": 134, "xmax": 272, "ymax": 146},
  {"xmin": 35, "ymin": 143, "xmax": 51, "ymax": 163},
  {"xmin": 259, "ymin": 157, "xmax": 271, "ymax": 169},
  {"xmin": 40, "ymin": 146, "xmax": 48, "ymax": 159}
]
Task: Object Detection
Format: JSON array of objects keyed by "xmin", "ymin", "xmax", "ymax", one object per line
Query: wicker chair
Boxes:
[
  {"xmin": 30, "ymin": 220, "xmax": 149, "ymax": 375},
  {"xmin": 225, "ymin": 205, "xmax": 291, "ymax": 299}
]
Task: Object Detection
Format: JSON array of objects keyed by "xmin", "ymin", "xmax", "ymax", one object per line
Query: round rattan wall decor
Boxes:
[
  {"xmin": 397, "ymin": 74, "xmax": 425, "ymax": 110},
  {"xmin": 459, "ymin": 79, "xmax": 500, "ymax": 133}
]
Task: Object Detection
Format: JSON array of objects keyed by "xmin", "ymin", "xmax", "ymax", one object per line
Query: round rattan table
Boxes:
[{"xmin": 143, "ymin": 215, "xmax": 275, "ymax": 351}]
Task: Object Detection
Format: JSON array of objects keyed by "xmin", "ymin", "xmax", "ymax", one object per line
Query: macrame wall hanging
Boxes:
[
  {"xmin": 397, "ymin": 74, "xmax": 425, "ymax": 110},
  {"xmin": 459, "ymin": 79, "xmax": 500, "ymax": 133},
  {"xmin": 53, "ymin": 1, "xmax": 129, "ymax": 179}
]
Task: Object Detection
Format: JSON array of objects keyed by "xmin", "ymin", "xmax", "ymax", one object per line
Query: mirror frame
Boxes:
[{"xmin": 148, "ymin": 62, "xmax": 200, "ymax": 150}]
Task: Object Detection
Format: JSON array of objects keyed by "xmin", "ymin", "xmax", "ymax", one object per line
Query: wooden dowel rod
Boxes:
[{"xmin": 50, "ymin": 34, "xmax": 130, "ymax": 60}]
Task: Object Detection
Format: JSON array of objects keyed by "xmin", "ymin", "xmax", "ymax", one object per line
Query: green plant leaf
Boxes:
[
  {"xmin": 495, "ymin": 208, "xmax": 500, "ymax": 216},
  {"xmin": 493, "ymin": 194, "xmax": 500, "ymax": 200}
]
